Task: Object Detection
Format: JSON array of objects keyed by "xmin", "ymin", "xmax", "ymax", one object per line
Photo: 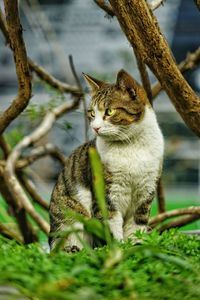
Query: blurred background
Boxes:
[{"xmin": 0, "ymin": 0, "xmax": 199, "ymax": 226}]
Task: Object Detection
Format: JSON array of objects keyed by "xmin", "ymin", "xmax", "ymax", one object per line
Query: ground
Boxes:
[{"xmin": 0, "ymin": 229, "xmax": 199, "ymax": 300}]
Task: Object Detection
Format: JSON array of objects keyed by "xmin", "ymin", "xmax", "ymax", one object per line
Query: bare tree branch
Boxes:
[
  {"xmin": 17, "ymin": 144, "xmax": 66, "ymax": 168},
  {"xmin": 0, "ymin": 223, "xmax": 23, "ymax": 243},
  {"xmin": 0, "ymin": 136, "xmax": 11, "ymax": 158},
  {"xmin": 0, "ymin": 144, "xmax": 66, "ymax": 169},
  {"xmin": 0, "ymin": 8, "xmax": 9, "ymax": 44},
  {"xmin": 0, "ymin": 9, "xmax": 82, "ymax": 97},
  {"xmin": 152, "ymin": 47, "xmax": 200, "ymax": 98},
  {"xmin": 0, "ymin": 175, "xmax": 38, "ymax": 243},
  {"xmin": 0, "ymin": 1, "xmax": 32, "ymax": 135},
  {"xmin": 109, "ymin": 0, "xmax": 200, "ymax": 137},
  {"xmin": 19, "ymin": 176, "xmax": 49, "ymax": 210},
  {"xmin": 158, "ymin": 214, "xmax": 200, "ymax": 232},
  {"xmin": 94, "ymin": 0, "xmax": 165, "ymax": 17},
  {"xmin": 28, "ymin": 59, "xmax": 82, "ymax": 95},
  {"xmin": 3, "ymin": 100, "xmax": 79, "ymax": 234},
  {"xmin": 149, "ymin": 206, "xmax": 200, "ymax": 226}
]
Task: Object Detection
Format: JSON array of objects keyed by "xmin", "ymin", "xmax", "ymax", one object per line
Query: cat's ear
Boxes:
[
  {"xmin": 83, "ymin": 73, "xmax": 104, "ymax": 92},
  {"xmin": 116, "ymin": 69, "xmax": 138, "ymax": 98}
]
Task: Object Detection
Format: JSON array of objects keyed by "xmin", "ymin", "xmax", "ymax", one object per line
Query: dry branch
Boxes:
[
  {"xmin": 109, "ymin": 0, "xmax": 200, "ymax": 137},
  {"xmin": 0, "ymin": 10, "xmax": 82, "ymax": 97},
  {"xmin": 158, "ymin": 214, "xmax": 200, "ymax": 232},
  {"xmin": 94, "ymin": 0, "xmax": 164, "ymax": 17},
  {"xmin": 28, "ymin": 59, "xmax": 82, "ymax": 95},
  {"xmin": 3, "ymin": 100, "xmax": 80, "ymax": 235},
  {"xmin": 0, "ymin": 175, "xmax": 38, "ymax": 243},
  {"xmin": 0, "ymin": 144, "xmax": 66, "ymax": 169},
  {"xmin": 152, "ymin": 47, "xmax": 200, "ymax": 98},
  {"xmin": 0, "ymin": 136, "xmax": 11, "ymax": 158},
  {"xmin": 17, "ymin": 144, "xmax": 66, "ymax": 168},
  {"xmin": 149, "ymin": 206, "xmax": 200, "ymax": 226},
  {"xmin": 0, "ymin": 223, "xmax": 23, "ymax": 243},
  {"xmin": 19, "ymin": 176, "xmax": 49, "ymax": 210},
  {"xmin": 0, "ymin": 1, "xmax": 32, "ymax": 135}
]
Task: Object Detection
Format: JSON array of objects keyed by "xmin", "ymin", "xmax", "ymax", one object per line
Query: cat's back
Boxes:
[{"xmin": 51, "ymin": 139, "xmax": 95, "ymax": 202}]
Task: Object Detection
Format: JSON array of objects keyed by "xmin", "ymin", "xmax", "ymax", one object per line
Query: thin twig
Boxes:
[
  {"xmin": 28, "ymin": 59, "xmax": 82, "ymax": 95},
  {"xmin": 69, "ymin": 55, "xmax": 88, "ymax": 142},
  {"xmin": 158, "ymin": 214, "xmax": 200, "ymax": 232},
  {"xmin": 0, "ymin": 10, "xmax": 82, "ymax": 97},
  {"xmin": 149, "ymin": 206, "xmax": 200, "ymax": 226},
  {"xmin": 17, "ymin": 144, "xmax": 66, "ymax": 168}
]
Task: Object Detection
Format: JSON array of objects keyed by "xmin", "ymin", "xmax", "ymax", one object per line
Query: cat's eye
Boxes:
[
  {"xmin": 88, "ymin": 110, "xmax": 95, "ymax": 118},
  {"xmin": 105, "ymin": 108, "xmax": 115, "ymax": 116}
]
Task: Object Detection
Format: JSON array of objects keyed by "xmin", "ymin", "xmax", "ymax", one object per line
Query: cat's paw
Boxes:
[{"xmin": 64, "ymin": 245, "xmax": 80, "ymax": 253}]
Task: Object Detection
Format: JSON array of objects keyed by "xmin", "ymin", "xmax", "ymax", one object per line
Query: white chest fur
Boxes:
[{"xmin": 96, "ymin": 107, "xmax": 164, "ymax": 217}]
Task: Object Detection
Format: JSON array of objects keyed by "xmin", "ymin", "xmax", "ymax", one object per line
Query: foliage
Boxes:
[{"xmin": 0, "ymin": 230, "xmax": 200, "ymax": 300}]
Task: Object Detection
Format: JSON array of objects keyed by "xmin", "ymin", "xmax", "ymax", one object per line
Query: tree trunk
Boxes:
[{"xmin": 109, "ymin": 0, "xmax": 200, "ymax": 137}]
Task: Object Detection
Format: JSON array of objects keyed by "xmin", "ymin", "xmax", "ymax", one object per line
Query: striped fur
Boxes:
[{"xmin": 49, "ymin": 70, "xmax": 164, "ymax": 251}]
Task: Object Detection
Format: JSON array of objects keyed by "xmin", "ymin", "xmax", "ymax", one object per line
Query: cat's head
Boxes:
[{"xmin": 83, "ymin": 70, "xmax": 150, "ymax": 141}]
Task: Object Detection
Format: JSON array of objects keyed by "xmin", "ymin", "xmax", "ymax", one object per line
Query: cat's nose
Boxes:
[{"xmin": 94, "ymin": 127, "xmax": 101, "ymax": 133}]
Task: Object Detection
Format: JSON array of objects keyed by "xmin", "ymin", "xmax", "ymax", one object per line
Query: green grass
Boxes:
[{"xmin": 0, "ymin": 230, "xmax": 200, "ymax": 300}]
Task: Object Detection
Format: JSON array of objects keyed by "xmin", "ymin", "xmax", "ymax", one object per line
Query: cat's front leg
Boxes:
[
  {"xmin": 108, "ymin": 211, "xmax": 124, "ymax": 241},
  {"xmin": 123, "ymin": 199, "xmax": 152, "ymax": 242}
]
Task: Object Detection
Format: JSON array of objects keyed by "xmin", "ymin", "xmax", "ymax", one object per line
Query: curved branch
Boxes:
[
  {"xmin": 0, "ymin": 223, "xmax": 23, "ymax": 243},
  {"xmin": 0, "ymin": 10, "xmax": 82, "ymax": 97},
  {"xmin": 3, "ymin": 100, "xmax": 80, "ymax": 234},
  {"xmin": 0, "ymin": 1, "xmax": 32, "ymax": 135},
  {"xmin": 19, "ymin": 176, "xmax": 49, "ymax": 211},
  {"xmin": 158, "ymin": 214, "xmax": 200, "ymax": 232},
  {"xmin": 28, "ymin": 59, "xmax": 82, "ymax": 95},
  {"xmin": 109, "ymin": 0, "xmax": 200, "ymax": 137},
  {"xmin": 0, "ymin": 136, "xmax": 11, "ymax": 158},
  {"xmin": 17, "ymin": 144, "xmax": 66, "ymax": 168},
  {"xmin": 149, "ymin": 206, "xmax": 200, "ymax": 226}
]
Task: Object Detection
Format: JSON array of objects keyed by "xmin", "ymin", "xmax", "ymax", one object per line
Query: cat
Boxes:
[{"xmin": 49, "ymin": 69, "xmax": 164, "ymax": 252}]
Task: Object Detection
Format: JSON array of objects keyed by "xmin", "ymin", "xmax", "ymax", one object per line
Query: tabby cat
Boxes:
[{"xmin": 49, "ymin": 70, "xmax": 164, "ymax": 252}]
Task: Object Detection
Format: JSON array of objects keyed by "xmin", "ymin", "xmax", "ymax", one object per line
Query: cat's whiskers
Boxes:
[{"xmin": 116, "ymin": 129, "xmax": 132, "ymax": 144}]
